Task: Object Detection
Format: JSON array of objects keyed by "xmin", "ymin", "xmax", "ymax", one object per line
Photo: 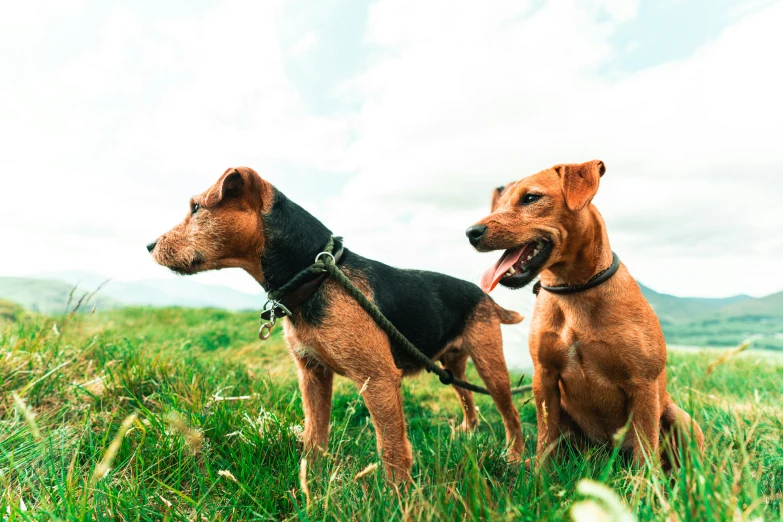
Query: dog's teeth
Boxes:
[{"xmin": 507, "ymin": 267, "xmax": 515, "ymax": 275}]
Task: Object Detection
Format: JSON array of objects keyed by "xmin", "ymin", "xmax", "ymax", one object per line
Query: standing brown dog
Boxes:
[
  {"xmin": 466, "ymin": 160, "xmax": 704, "ymax": 467},
  {"xmin": 148, "ymin": 167, "xmax": 526, "ymax": 482}
]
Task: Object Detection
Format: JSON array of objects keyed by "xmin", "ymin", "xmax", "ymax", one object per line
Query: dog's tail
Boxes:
[{"xmin": 489, "ymin": 299, "xmax": 524, "ymax": 325}]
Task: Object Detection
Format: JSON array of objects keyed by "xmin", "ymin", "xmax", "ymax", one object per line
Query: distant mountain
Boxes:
[
  {"xmin": 0, "ymin": 277, "xmax": 124, "ymax": 314},
  {"xmin": 36, "ymin": 270, "xmax": 265, "ymax": 311},
  {"xmin": 0, "ymin": 271, "xmax": 265, "ymax": 313},
  {"xmin": 709, "ymin": 290, "xmax": 783, "ymax": 320},
  {"xmin": 644, "ymin": 286, "xmax": 783, "ymax": 350},
  {"xmin": 637, "ymin": 282, "xmax": 751, "ymax": 324}
]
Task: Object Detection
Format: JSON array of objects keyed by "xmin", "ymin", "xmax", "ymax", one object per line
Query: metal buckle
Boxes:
[
  {"xmin": 259, "ymin": 321, "xmax": 274, "ymax": 340},
  {"xmin": 275, "ymin": 302, "xmax": 292, "ymax": 317},
  {"xmin": 315, "ymin": 251, "xmax": 335, "ymax": 265},
  {"xmin": 258, "ymin": 300, "xmax": 292, "ymax": 341},
  {"xmin": 260, "ymin": 300, "xmax": 291, "ymax": 322}
]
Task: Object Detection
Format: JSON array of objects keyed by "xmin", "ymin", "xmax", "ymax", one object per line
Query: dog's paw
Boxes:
[
  {"xmin": 450, "ymin": 417, "xmax": 479, "ymax": 435},
  {"xmin": 455, "ymin": 419, "xmax": 479, "ymax": 433},
  {"xmin": 505, "ymin": 450, "xmax": 524, "ymax": 467}
]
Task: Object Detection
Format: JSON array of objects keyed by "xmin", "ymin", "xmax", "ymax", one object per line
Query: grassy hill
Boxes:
[
  {"xmin": 634, "ymin": 283, "xmax": 783, "ymax": 350},
  {"xmin": 0, "ymin": 277, "xmax": 123, "ymax": 315},
  {"xmin": 662, "ymin": 290, "xmax": 783, "ymax": 350},
  {"xmin": 37, "ymin": 270, "xmax": 264, "ymax": 311},
  {"xmin": 0, "ymin": 298, "xmax": 24, "ymax": 323},
  {"xmin": 1, "ymin": 305, "xmax": 781, "ymax": 519},
  {"xmin": 1, "ymin": 272, "xmax": 264, "ymax": 312},
  {"xmin": 637, "ymin": 283, "xmax": 750, "ymax": 324},
  {"xmin": 713, "ymin": 290, "xmax": 783, "ymax": 319}
]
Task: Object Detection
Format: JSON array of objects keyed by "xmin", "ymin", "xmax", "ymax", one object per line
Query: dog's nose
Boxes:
[
  {"xmin": 146, "ymin": 240, "xmax": 158, "ymax": 253},
  {"xmin": 465, "ymin": 225, "xmax": 487, "ymax": 246}
]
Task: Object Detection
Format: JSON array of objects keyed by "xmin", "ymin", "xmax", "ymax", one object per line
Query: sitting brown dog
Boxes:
[
  {"xmin": 466, "ymin": 160, "xmax": 704, "ymax": 467},
  {"xmin": 148, "ymin": 167, "xmax": 526, "ymax": 481}
]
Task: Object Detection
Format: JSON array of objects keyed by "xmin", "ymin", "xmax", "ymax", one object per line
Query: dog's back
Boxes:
[{"xmin": 344, "ymin": 251, "xmax": 497, "ymax": 370}]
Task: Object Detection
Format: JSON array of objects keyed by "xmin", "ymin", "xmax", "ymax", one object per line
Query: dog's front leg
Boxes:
[
  {"xmin": 627, "ymin": 381, "xmax": 660, "ymax": 465},
  {"xmin": 357, "ymin": 371, "xmax": 412, "ymax": 483},
  {"xmin": 294, "ymin": 355, "xmax": 334, "ymax": 455},
  {"xmin": 533, "ymin": 367, "xmax": 562, "ymax": 466}
]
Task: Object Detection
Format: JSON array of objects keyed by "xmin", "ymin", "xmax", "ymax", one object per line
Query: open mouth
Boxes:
[{"xmin": 480, "ymin": 239, "xmax": 553, "ymax": 293}]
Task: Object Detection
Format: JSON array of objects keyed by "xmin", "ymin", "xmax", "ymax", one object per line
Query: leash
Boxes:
[
  {"xmin": 259, "ymin": 237, "xmax": 532, "ymax": 397},
  {"xmin": 533, "ymin": 252, "xmax": 620, "ymax": 296}
]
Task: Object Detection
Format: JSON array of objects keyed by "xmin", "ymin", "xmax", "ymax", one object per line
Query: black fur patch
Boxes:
[
  {"xmin": 354, "ymin": 255, "xmax": 485, "ymax": 371},
  {"xmin": 261, "ymin": 187, "xmax": 485, "ymax": 369},
  {"xmin": 261, "ymin": 189, "xmax": 334, "ymax": 325}
]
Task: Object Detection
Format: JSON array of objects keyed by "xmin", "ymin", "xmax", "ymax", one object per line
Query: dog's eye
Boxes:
[
  {"xmin": 191, "ymin": 203, "xmax": 200, "ymax": 215},
  {"xmin": 520, "ymin": 193, "xmax": 542, "ymax": 206}
]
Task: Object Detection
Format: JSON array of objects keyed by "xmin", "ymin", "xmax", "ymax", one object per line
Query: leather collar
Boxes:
[
  {"xmin": 259, "ymin": 238, "xmax": 344, "ymax": 340},
  {"xmin": 533, "ymin": 252, "xmax": 620, "ymax": 296},
  {"xmin": 277, "ymin": 245, "xmax": 345, "ymax": 312}
]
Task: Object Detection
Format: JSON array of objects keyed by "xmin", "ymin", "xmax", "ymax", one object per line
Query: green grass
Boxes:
[{"xmin": 1, "ymin": 304, "xmax": 782, "ymax": 521}]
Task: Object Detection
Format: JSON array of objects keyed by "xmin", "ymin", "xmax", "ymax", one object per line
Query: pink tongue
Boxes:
[{"xmin": 480, "ymin": 246, "xmax": 525, "ymax": 293}]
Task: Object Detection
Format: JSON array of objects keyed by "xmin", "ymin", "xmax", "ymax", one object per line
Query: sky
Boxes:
[{"xmin": 2, "ymin": 0, "xmax": 782, "ymax": 305}]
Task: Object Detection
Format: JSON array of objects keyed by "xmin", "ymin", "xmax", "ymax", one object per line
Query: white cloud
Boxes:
[
  {"xmin": 288, "ymin": 31, "xmax": 318, "ymax": 57},
  {"xmin": 0, "ymin": 1, "xmax": 350, "ymax": 290},
  {"xmin": 0, "ymin": 0, "xmax": 781, "ymax": 309},
  {"xmin": 321, "ymin": 0, "xmax": 783, "ymax": 299}
]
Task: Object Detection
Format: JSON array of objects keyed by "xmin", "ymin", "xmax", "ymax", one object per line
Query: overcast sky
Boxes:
[{"xmin": 2, "ymin": 0, "xmax": 782, "ymax": 301}]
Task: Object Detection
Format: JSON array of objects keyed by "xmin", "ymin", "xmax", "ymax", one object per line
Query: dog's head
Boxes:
[
  {"xmin": 148, "ymin": 167, "xmax": 272, "ymax": 280},
  {"xmin": 466, "ymin": 160, "xmax": 606, "ymax": 292}
]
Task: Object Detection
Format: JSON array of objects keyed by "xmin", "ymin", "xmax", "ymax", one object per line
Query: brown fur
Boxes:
[
  {"xmin": 284, "ymin": 271, "xmax": 526, "ymax": 481},
  {"xmin": 151, "ymin": 167, "xmax": 272, "ymax": 284},
  {"xmin": 472, "ymin": 160, "xmax": 704, "ymax": 468},
  {"xmin": 150, "ymin": 167, "xmax": 526, "ymax": 482}
]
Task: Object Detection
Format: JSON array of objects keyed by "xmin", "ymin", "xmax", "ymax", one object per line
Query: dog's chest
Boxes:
[
  {"xmin": 282, "ymin": 319, "xmax": 335, "ymax": 369},
  {"xmin": 532, "ymin": 300, "xmax": 636, "ymax": 437},
  {"xmin": 532, "ymin": 301, "xmax": 588, "ymax": 369},
  {"xmin": 535, "ymin": 318, "xmax": 627, "ymax": 378}
]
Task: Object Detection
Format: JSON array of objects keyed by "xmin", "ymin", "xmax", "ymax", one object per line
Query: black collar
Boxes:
[
  {"xmin": 276, "ymin": 244, "xmax": 344, "ymax": 312},
  {"xmin": 533, "ymin": 252, "xmax": 620, "ymax": 296},
  {"xmin": 259, "ymin": 238, "xmax": 344, "ymax": 338},
  {"xmin": 266, "ymin": 240, "xmax": 345, "ymax": 312}
]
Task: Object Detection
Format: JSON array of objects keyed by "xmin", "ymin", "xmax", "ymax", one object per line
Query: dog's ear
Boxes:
[
  {"xmin": 491, "ymin": 186, "xmax": 505, "ymax": 212},
  {"xmin": 204, "ymin": 168, "xmax": 245, "ymax": 207},
  {"xmin": 490, "ymin": 181, "xmax": 516, "ymax": 212},
  {"xmin": 555, "ymin": 160, "xmax": 605, "ymax": 211}
]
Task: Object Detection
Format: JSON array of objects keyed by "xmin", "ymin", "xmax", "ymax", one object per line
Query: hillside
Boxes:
[
  {"xmin": 1, "ymin": 272, "xmax": 264, "ymax": 312},
  {"xmin": 711, "ymin": 290, "xmax": 783, "ymax": 319},
  {"xmin": 0, "ymin": 277, "xmax": 124, "ymax": 314},
  {"xmin": 637, "ymin": 282, "xmax": 750, "ymax": 324},
  {"xmin": 0, "ymin": 298, "xmax": 24, "ymax": 323},
  {"xmin": 661, "ymin": 290, "xmax": 783, "ymax": 350}
]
